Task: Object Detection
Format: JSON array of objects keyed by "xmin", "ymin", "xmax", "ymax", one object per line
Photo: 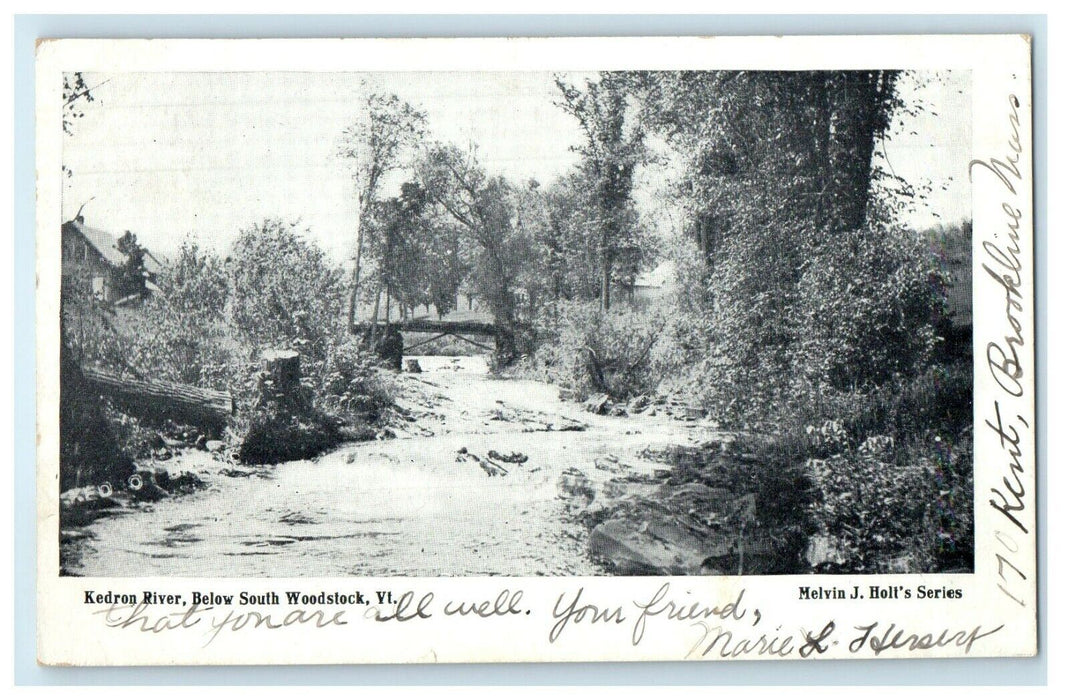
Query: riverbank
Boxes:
[{"xmin": 61, "ymin": 355, "xmax": 733, "ymax": 577}]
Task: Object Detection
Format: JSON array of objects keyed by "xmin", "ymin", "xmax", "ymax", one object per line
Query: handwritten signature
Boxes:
[{"xmin": 686, "ymin": 619, "xmax": 1003, "ymax": 659}]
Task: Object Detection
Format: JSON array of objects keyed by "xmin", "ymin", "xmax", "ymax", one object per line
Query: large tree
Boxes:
[
  {"xmin": 640, "ymin": 70, "xmax": 901, "ymax": 262},
  {"xmin": 415, "ymin": 143, "xmax": 529, "ymax": 363},
  {"xmin": 360, "ymin": 180, "xmax": 465, "ymax": 320},
  {"xmin": 554, "ymin": 72, "xmax": 646, "ymax": 310},
  {"xmin": 635, "ymin": 70, "xmax": 907, "ymax": 419},
  {"xmin": 338, "ymin": 93, "xmax": 426, "ymax": 328}
]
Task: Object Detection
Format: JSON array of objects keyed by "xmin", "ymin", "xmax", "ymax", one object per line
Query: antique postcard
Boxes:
[{"xmin": 35, "ymin": 35, "xmax": 1036, "ymax": 664}]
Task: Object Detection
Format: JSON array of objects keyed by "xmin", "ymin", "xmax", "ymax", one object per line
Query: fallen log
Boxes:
[{"xmin": 81, "ymin": 366, "xmax": 234, "ymax": 432}]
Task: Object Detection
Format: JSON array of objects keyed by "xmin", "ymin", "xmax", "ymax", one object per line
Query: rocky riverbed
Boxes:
[{"xmin": 61, "ymin": 355, "xmax": 799, "ymax": 577}]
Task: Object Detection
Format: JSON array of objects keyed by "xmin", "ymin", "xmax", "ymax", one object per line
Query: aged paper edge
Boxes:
[{"xmin": 35, "ymin": 35, "xmax": 1036, "ymax": 666}]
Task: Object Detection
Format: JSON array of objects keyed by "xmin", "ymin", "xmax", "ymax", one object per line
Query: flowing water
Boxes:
[{"xmin": 65, "ymin": 356, "xmax": 711, "ymax": 577}]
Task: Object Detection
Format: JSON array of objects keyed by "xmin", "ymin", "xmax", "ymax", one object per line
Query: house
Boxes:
[
  {"xmin": 61, "ymin": 216, "xmax": 163, "ymax": 303},
  {"xmin": 618, "ymin": 261, "xmax": 675, "ymax": 308}
]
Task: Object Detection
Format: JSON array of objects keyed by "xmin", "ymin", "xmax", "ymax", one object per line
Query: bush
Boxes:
[
  {"xmin": 315, "ymin": 337, "xmax": 396, "ymax": 421},
  {"xmin": 521, "ymin": 300, "xmax": 675, "ymax": 400},
  {"xmin": 118, "ymin": 299, "xmax": 245, "ymax": 391},
  {"xmin": 807, "ymin": 427, "xmax": 973, "ymax": 573},
  {"xmin": 717, "ymin": 439, "xmax": 820, "ymax": 574},
  {"xmin": 793, "ymin": 225, "xmax": 947, "ymax": 392},
  {"xmin": 159, "ymin": 239, "xmax": 229, "ymax": 318},
  {"xmin": 228, "ymin": 219, "xmax": 348, "ymax": 363},
  {"xmin": 798, "ymin": 360, "xmax": 973, "ymax": 448},
  {"xmin": 689, "ymin": 222, "xmax": 949, "ymax": 428}
]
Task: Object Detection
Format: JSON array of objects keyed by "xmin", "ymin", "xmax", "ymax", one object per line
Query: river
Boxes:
[{"xmin": 64, "ymin": 356, "xmax": 715, "ymax": 577}]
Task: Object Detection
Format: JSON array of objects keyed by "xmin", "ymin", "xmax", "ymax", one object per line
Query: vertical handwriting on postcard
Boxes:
[{"xmin": 970, "ymin": 93, "xmax": 1031, "ymax": 608}]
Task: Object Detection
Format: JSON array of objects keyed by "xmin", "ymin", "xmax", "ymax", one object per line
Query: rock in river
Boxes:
[
  {"xmin": 584, "ymin": 393, "xmax": 610, "ymax": 415},
  {"xmin": 589, "ymin": 514, "xmax": 714, "ymax": 575}
]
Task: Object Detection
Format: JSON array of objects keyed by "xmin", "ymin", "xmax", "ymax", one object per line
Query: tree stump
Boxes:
[
  {"xmin": 374, "ymin": 327, "xmax": 403, "ymax": 372},
  {"xmin": 262, "ymin": 349, "xmax": 300, "ymax": 389},
  {"xmin": 240, "ymin": 348, "xmax": 344, "ymax": 464},
  {"xmin": 258, "ymin": 349, "xmax": 310, "ymax": 414}
]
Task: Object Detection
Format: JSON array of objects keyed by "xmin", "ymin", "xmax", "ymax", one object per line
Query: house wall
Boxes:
[
  {"xmin": 61, "ymin": 225, "xmax": 117, "ymax": 302},
  {"xmin": 615, "ymin": 283, "xmax": 669, "ymax": 310}
]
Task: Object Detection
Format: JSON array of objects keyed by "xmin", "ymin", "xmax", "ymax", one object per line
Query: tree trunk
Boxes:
[
  {"xmin": 368, "ymin": 284, "xmax": 382, "ymax": 345},
  {"xmin": 600, "ymin": 248, "xmax": 613, "ymax": 311},
  {"xmin": 82, "ymin": 367, "xmax": 234, "ymax": 432},
  {"xmin": 697, "ymin": 216, "xmax": 710, "ymax": 266},
  {"xmin": 584, "ymin": 346, "xmax": 609, "ymax": 395},
  {"xmin": 347, "ymin": 217, "xmax": 364, "ymax": 331},
  {"xmin": 825, "ymin": 71, "xmax": 884, "ymax": 232},
  {"xmin": 494, "ymin": 325, "xmax": 518, "ymax": 368}
]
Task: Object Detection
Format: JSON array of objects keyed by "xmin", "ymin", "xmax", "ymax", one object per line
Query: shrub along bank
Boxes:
[{"xmin": 522, "ymin": 220, "xmax": 973, "ymax": 574}]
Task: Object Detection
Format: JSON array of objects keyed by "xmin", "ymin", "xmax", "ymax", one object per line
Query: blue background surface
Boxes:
[{"xmin": 13, "ymin": 13, "xmax": 1048, "ymax": 685}]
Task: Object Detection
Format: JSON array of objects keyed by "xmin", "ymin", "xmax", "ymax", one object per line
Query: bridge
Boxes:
[{"xmin": 352, "ymin": 317, "xmax": 500, "ymax": 354}]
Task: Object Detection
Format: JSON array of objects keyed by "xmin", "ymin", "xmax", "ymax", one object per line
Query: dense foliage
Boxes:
[
  {"xmin": 518, "ymin": 71, "xmax": 973, "ymax": 572},
  {"xmin": 63, "ymin": 220, "xmax": 395, "ymax": 460}
]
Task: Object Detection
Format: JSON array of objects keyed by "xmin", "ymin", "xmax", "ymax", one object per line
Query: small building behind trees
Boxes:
[{"xmin": 61, "ymin": 215, "xmax": 163, "ymax": 303}]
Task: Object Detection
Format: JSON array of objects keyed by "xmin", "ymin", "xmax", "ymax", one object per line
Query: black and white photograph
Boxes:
[
  {"xmin": 51, "ymin": 64, "xmax": 982, "ymax": 582},
  {"xmin": 55, "ymin": 66, "xmax": 976, "ymax": 579}
]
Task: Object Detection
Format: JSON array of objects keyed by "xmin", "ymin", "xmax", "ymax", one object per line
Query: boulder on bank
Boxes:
[
  {"xmin": 590, "ymin": 514, "xmax": 717, "ymax": 576},
  {"xmin": 488, "ymin": 449, "xmax": 528, "ymax": 464},
  {"xmin": 557, "ymin": 469, "xmax": 595, "ymax": 505},
  {"xmin": 152, "ymin": 468, "xmax": 205, "ymax": 496},
  {"xmin": 238, "ymin": 412, "xmax": 343, "ymax": 465},
  {"xmin": 628, "ymin": 394, "xmax": 650, "ymax": 413},
  {"xmin": 586, "ymin": 478, "xmax": 791, "ymax": 575},
  {"xmin": 584, "ymin": 393, "xmax": 610, "ymax": 415}
]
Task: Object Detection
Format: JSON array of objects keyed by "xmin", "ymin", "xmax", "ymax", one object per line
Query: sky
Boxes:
[{"xmin": 61, "ymin": 70, "xmax": 971, "ymax": 264}]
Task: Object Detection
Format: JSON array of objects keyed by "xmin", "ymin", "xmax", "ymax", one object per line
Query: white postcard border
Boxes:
[{"xmin": 35, "ymin": 35, "xmax": 1036, "ymax": 665}]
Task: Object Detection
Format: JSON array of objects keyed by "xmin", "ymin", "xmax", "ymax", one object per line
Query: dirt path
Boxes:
[{"xmin": 64, "ymin": 356, "xmax": 716, "ymax": 577}]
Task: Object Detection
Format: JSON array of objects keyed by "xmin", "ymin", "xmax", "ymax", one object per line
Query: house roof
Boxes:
[{"xmin": 64, "ymin": 218, "xmax": 163, "ymax": 275}]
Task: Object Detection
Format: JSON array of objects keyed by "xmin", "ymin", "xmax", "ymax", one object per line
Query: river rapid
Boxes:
[{"xmin": 65, "ymin": 356, "xmax": 714, "ymax": 577}]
